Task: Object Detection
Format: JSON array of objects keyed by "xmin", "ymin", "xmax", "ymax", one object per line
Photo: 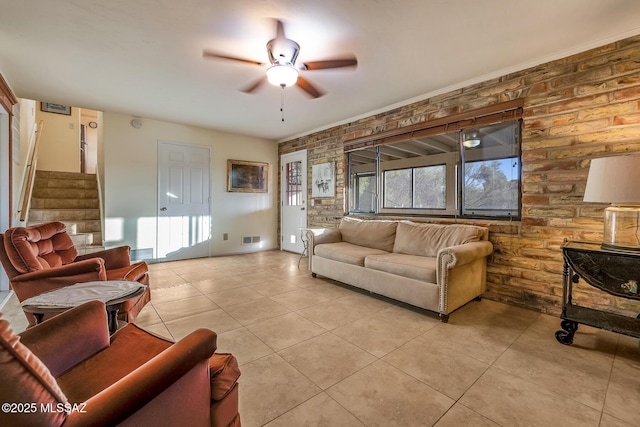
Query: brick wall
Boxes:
[{"xmin": 279, "ymin": 35, "xmax": 640, "ymax": 316}]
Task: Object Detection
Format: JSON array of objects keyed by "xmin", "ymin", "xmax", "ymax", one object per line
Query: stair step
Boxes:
[
  {"xmin": 35, "ymin": 171, "xmax": 97, "ymax": 180},
  {"xmin": 77, "ymin": 245, "xmax": 106, "ymax": 256},
  {"xmin": 29, "ymin": 209, "xmax": 100, "ymax": 222},
  {"xmin": 28, "ymin": 218, "xmax": 100, "ymax": 232},
  {"xmin": 34, "ymin": 177, "xmax": 97, "ymax": 190},
  {"xmin": 28, "ymin": 171, "xmax": 103, "ymax": 247},
  {"xmin": 30, "ymin": 198, "xmax": 99, "ymax": 209},
  {"xmin": 70, "ymin": 232, "xmax": 93, "ymax": 247},
  {"xmin": 32, "ymin": 188, "xmax": 98, "ymax": 199}
]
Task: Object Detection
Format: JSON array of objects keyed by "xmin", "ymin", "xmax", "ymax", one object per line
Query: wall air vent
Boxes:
[{"xmin": 241, "ymin": 236, "xmax": 261, "ymax": 246}]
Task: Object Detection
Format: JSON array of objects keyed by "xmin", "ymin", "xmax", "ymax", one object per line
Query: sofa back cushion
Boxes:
[
  {"xmin": 393, "ymin": 222, "xmax": 487, "ymax": 257},
  {"xmin": 4, "ymin": 222, "xmax": 77, "ymax": 273},
  {"xmin": 339, "ymin": 217, "xmax": 398, "ymax": 252},
  {"xmin": 0, "ymin": 316, "xmax": 68, "ymax": 427}
]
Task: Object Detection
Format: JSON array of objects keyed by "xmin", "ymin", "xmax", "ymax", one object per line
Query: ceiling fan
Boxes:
[{"xmin": 203, "ymin": 19, "xmax": 357, "ymax": 98}]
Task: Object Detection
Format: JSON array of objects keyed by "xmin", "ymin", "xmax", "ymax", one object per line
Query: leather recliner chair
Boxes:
[
  {"xmin": 0, "ymin": 221, "xmax": 150, "ymax": 325},
  {"xmin": 0, "ymin": 300, "xmax": 241, "ymax": 426}
]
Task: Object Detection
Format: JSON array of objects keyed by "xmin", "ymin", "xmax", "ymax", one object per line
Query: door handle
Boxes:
[
  {"xmin": 301, "ymin": 207, "xmax": 306, "ymax": 210},
  {"xmin": 160, "ymin": 207, "xmax": 167, "ymax": 211}
]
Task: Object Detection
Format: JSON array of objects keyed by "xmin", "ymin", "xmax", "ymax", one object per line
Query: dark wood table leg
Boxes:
[
  {"xmin": 32, "ymin": 313, "xmax": 44, "ymax": 325},
  {"xmin": 105, "ymin": 303, "xmax": 121, "ymax": 335}
]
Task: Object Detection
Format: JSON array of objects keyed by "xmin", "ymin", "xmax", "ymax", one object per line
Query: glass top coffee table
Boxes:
[{"xmin": 21, "ymin": 281, "xmax": 146, "ymax": 334}]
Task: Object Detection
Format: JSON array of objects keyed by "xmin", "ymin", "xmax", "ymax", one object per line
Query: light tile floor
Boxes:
[{"xmin": 4, "ymin": 250, "xmax": 640, "ymax": 426}]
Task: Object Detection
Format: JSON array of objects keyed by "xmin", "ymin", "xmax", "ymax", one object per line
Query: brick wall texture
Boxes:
[{"xmin": 278, "ymin": 35, "xmax": 640, "ymax": 317}]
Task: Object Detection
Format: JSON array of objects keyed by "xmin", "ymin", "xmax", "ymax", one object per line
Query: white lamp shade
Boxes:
[
  {"xmin": 583, "ymin": 155, "xmax": 640, "ymax": 204},
  {"xmin": 266, "ymin": 65, "xmax": 299, "ymax": 87}
]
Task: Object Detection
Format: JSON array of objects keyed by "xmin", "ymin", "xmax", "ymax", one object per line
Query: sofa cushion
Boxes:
[
  {"xmin": 339, "ymin": 217, "xmax": 398, "ymax": 252},
  {"xmin": 315, "ymin": 242, "xmax": 389, "ymax": 266},
  {"xmin": 393, "ymin": 222, "xmax": 486, "ymax": 257},
  {"xmin": 365, "ymin": 253, "xmax": 437, "ymax": 282},
  {"xmin": 57, "ymin": 323, "xmax": 173, "ymax": 403},
  {"xmin": 0, "ymin": 316, "xmax": 68, "ymax": 427}
]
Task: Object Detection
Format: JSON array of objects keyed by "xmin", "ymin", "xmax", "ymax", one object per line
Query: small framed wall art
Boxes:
[
  {"xmin": 41, "ymin": 102, "xmax": 71, "ymax": 115},
  {"xmin": 227, "ymin": 159, "xmax": 269, "ymax": 193},
  {"xmin": 312, "ymin": 161, "xmax": 335, "ymax": 198}
]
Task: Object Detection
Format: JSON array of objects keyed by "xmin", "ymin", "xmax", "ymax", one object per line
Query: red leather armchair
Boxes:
[
  {"xmin": 0, "ymin": 221, "xmax": 150, "ymax": 325},
  {"xmin": 0, "ymin": 301, "xmax": 241, "ymax": 426}
]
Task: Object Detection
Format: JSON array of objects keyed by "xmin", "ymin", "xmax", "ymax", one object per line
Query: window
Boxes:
[
  {"xmin": 347, "ymin": 110, "xmax": 522, "ymax": 219},
  {"xmin": 353, "ymin": 172, "xmax": 376, "ymax": 212},
  {"xmin": 461, "ymin": 121, "xmax": 520, "ymax": 217},
  {"xmin": 349, "ymin": 146, "xmax": 378, "ymax": 213},
  {"xmin": 285, "ymin": 160, "xmax": 303, "ymax": 206},
  {"xmin": 383, "ymin": 165, "xmax": 446, "ymax": 209}
]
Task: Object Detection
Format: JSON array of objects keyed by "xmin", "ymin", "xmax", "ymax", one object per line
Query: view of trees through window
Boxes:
[
  {"xmin": 384, "ymin": 165, "xmax": 446, "ymax": 209},
  {"xmin": 463, "ymin": 158, "xmax": 519, "ymax": 215}
]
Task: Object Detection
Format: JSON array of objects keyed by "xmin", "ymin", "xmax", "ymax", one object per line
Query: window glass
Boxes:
[
  {"xmin": 348, "ymin": 146, "xmax": 378, "ymax": 213},
  {"xmin": 379, "ymin": 131, "xmax": 459, "ymax": 215},
  {"xmin": 384, "ymin": 169, "xmax": 412, "ymax": 208},
  {"xmin": 462, "ymin": 121, "xmax": 520, "ymax": 217},
  {"xmin": 285, "ymin": 160, "xmax": 302, "ymax": 206},
  {"xmin": 354, "ymin": 172, "xmax": 376, "ymax": 212},
  {"xmin": 414, "ymin": 165, "xmax": 446, "ymax": 209}
]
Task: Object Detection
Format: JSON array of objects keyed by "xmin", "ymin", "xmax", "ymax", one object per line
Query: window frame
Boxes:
[
  {"xmin": 345, "ymin": 101, "xmax": 523, "ymax": 219},
  {"xmin": 379, "ymin": 151, "xmax": 457, "ymax": 216}
]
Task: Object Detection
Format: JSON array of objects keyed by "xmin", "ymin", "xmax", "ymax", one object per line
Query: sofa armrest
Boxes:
[
  {"xmin": 75, "ymin": 246, "xmax": 131, "ymax": 270},
  {"xmin": 436, "ymin": 241, "xmax": 494, "ymax": 316},
  {"xmin": 19, "ymin": 301, "xmax": 110, "ymax": 377},
  {"xmin": 62, "ymin": 329, "xmax": 218, "ymax": 427},
  {"xmin": 10, "ymin": 259, "xmax": 107, "ymax": 301},
  {"xmin": 307, "ymin": 228, "xmax": 342, "ymax": 253},
  {"xmin": 437, "ymin": 241, "xmax": 493, "ymax": 270}
]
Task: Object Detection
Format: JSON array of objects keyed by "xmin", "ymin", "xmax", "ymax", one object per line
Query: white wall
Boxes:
[
  {"xmin": 13, "ymin": 99, "xmax": 36, "ymax": 225},
  {"xmin": 102, "ymin": 112, "xmax": 278, "ymax": 258},
  {"xmin": 0, "ymin": 105, "xmax": 9, "ymax": 291},
  {"xmin": 36, "ymin": 103, "xmax": 80, "ymax": 172}
]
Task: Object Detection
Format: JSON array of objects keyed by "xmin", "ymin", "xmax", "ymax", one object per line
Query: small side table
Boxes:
[
  {"xmin": 556, "ymin": 240, "xmax": 640, "ymax": 345},
  {"xmin": 22, "ymin": 282, "xmax": 146, "ymax": 335},
  {"xmin": 297, "ymin": 228, "xmax": 326, "ymax": 269}
]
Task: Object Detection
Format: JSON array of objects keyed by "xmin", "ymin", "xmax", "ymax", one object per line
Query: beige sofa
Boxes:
[{"xmin": 307, "ymin": 217, "xmax": 493, "ymax": 322}]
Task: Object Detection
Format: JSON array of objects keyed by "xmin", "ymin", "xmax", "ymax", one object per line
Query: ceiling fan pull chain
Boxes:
[{"xmin": 281, "ymin": 87, "xmax": 285, "ymax": 122}]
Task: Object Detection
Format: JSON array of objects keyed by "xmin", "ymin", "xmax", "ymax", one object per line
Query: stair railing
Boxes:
[{"xmin": 18, "ymin": 120, "xmax": 44, "ymax": 222}]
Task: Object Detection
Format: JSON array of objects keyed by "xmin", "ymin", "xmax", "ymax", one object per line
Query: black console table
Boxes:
[{"xmin": 556, "ymin": 240, "xmax": 640, "ymax": 345}]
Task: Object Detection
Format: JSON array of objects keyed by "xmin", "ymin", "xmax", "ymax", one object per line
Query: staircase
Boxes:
[{"xmin": 27, "ymin": 171, "xmax": 103, "ymax": 254}]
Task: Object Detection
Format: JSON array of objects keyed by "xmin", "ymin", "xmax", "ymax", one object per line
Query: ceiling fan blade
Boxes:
[
  {"xmin": 302, "ymin": 57, "xmax": 358, "ymax": 70},
  {"xmin": 241, "ymin": 76, "xmax": 268, "ymax": 94},
  {"xmin": 296, "ymin": 76, "xmax": 324, "ymax": 98},
  {"xmin": 203, "ymin": 50, "xmax": 264, "ymax": 66}
]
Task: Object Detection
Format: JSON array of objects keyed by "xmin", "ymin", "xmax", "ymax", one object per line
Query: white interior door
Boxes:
[
  {"xmin": 157, "ymin": 141, "xmax": 211, "ymax": 261},
  {"xmin": 281, "ymin": 150, "xmax": 307, "ymax": 253}
]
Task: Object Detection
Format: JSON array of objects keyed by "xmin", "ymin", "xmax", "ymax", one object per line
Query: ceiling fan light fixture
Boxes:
[
  {"xmin": 463, "ymin": 131, "xmax": 481, "ymax": 148},
  {"xmin": 266, "ymin": 64, "xmax": 299, "ymax": 87}
]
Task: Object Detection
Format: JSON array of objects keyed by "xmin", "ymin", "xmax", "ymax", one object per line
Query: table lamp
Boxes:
[{"xmin": 583, "ymin": 154, "xmax": 640, "ymax": 251}]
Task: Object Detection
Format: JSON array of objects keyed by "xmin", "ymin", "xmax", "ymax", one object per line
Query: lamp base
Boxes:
[{"xmin": 603, "ymin": 205, "xmax": 640, "ymax": 251}]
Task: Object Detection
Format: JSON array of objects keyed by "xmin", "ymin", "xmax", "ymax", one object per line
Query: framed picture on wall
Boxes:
[
  {"xmin": 41, "ymin": 102, "xmax": 71, "ymax": 115},
  {"xmin": 227, "ymin": 159, "xmax": 269, "ymax": 193},
  {"xmin": 312, "ymin": 161, "xmax": 335, "ymax": 197}
]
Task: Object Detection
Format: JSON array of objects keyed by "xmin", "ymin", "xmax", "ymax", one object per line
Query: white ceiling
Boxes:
[{"xmin": 2, "ymin": 0, "xmax": 640, "ymax": 141}]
